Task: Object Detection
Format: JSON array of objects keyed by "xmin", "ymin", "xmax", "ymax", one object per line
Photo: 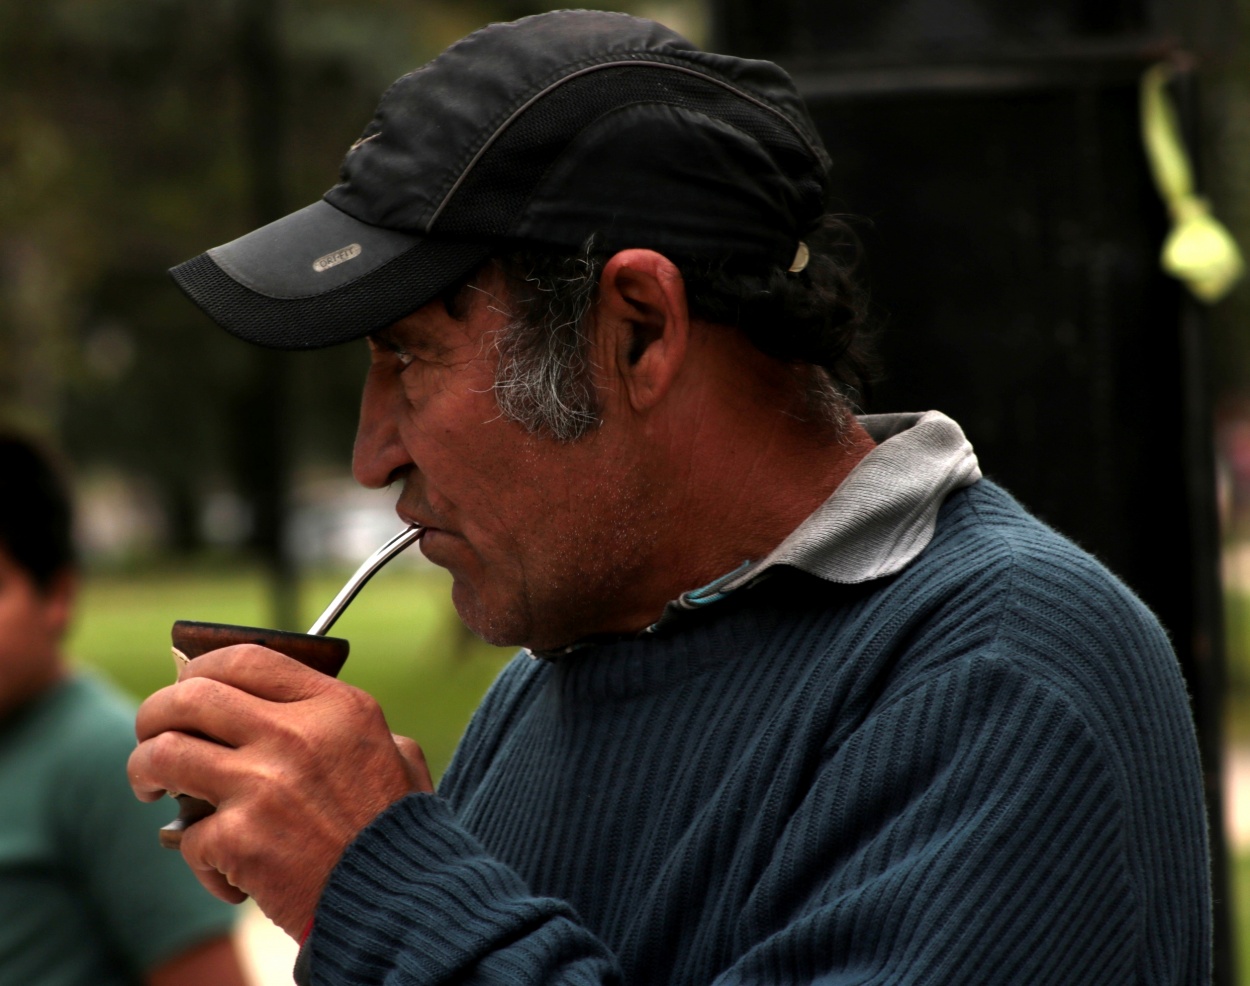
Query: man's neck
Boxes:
[{"xmin": 667, "ymin": 414, "xmax": 874, "ymax": 589}]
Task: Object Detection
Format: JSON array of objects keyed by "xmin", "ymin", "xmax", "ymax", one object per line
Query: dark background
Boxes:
[{"xmin": 711, "ymin": 0, "xmax": 1240, "ymax": 979}]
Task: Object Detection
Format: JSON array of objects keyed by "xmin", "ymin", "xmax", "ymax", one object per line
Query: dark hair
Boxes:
[
  {"xmin": 0, "ymin": 432, "xmax": 76, "ymax": 590},
  {"xmin": 679, "ymin": 214, "xmax": 876, "ymax": 404},
  {"xmin": 484, "ymin": 213, "xmax": 876, "ymax": 441}
]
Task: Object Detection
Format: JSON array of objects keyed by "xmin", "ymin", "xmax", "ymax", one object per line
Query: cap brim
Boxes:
[{"xmin": 169, "ymin": 200, "xmax": 492, "ymax": 350}]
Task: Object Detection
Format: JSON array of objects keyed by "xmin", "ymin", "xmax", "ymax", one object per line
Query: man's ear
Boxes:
[{"xmin": 595, "ymin": 249, "xmax": 690, "ymax": 412}]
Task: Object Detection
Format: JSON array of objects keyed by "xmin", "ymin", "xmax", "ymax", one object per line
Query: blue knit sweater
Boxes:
[{"xmin": 305, "ymin": 479, "xmax": 1210, "ymax": 984}]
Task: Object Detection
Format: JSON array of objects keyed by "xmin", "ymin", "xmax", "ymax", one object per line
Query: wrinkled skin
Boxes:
[{"xmin": 128, "ymin": 249, "xmax": 870, "ymax": 937}]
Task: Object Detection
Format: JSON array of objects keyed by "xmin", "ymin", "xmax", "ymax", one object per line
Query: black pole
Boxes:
[{"xmin": 236, "ymin": 0, "xmax": 298, "ymax": 630}]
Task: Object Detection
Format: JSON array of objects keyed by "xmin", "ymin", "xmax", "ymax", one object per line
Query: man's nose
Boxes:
[{"xmin": 353, "ymin": 368, "xmax": 410, "ymax": 489}]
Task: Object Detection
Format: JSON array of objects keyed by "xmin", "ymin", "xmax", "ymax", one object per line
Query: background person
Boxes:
[
  {"xmin": 129, "ymin": 11, "xmax": 1211, "ymax": 985},
  {"xmin": 0, "ymin": 430, "xmax": 248, "ymax": 986}
]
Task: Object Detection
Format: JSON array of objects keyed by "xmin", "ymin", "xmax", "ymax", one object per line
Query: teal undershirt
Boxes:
[{"xmin": 0, "ymin": 674, "xmax": 236, "ymax": 986}]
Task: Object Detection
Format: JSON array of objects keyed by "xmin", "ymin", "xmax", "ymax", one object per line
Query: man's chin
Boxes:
[{"xmin": 449, "ymin": 581, "xmax": 531, "ymax": 650}]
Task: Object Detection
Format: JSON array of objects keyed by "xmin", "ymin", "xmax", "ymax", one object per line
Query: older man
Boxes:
[{"xmin": 129, "ymin": 11, "xmax": 1210, "ymax": 985}]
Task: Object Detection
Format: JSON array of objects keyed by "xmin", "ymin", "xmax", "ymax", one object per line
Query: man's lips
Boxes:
[
  {"xmin": 397, "ymin": 504, "xmax": 445, "ymax": 533},
  {"xmin": 396, "ymin": 503, "xmax": 458, "ymax": 558},
  {"xmin": 398, "ymin": 511, "xmax": 452, "ymax": 549},
  {"xmin": 414, "ymin": 526, "xmax": 461, "ymax": 569}
]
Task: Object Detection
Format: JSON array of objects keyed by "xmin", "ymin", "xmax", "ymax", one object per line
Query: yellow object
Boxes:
[{"xmin": 1141, "ymin": 63, "xmax": 1244, "ymax": 303}]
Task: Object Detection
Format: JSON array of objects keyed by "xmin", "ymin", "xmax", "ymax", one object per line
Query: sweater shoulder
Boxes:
[
  {"xmin": 931, "ymin": 479, "xmax": 1124, "ymax": 581},
  {"xmin": 925, "ymin": 479, "xmax": 1165, "ymax": 636},
  {"xmin": 870, "ymin": 480, "xmax": 1181, "ymax": 719}
]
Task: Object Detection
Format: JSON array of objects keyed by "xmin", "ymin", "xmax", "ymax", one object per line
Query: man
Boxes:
[
  {"xmin": 0, "ymin": 431, "xmax": 248, "ymax": 986},
  {"xmin": 128, "ymin": 10, "xmax": 1211, "ymax": 984}
]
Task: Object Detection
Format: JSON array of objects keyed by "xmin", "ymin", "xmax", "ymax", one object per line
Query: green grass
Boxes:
[
  {"xmin": 1239, "ymin": 853, "xmax": 1250, "ymax": 985},
  {"xmin": 1226, "ymin": 586, "xmax": 1250, "ymax": 747},
  {"xmin": 67, "ymin": 562, "xmax": 514, "ymax": 779}
]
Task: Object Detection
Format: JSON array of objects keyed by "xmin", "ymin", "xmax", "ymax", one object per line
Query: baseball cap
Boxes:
[{"xmin": 170, "ymin": 9, "xmax": 832, "ymax": 350}]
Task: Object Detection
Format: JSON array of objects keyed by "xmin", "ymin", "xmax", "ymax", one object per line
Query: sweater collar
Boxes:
[
  {"xmin": 648, "ymin": 409, "xmax": 981, "ymax": 631},
  {"xmin": 531, "ymin": 410, "xmax": 980, "ymax": 657}
]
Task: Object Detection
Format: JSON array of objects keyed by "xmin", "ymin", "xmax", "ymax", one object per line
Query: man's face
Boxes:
[
  {"xmin": 352, "ymin": 269, "xmax": 659, "ymax": 651},
  {"xmin": 0, "ymin": 546, "xmax": 70, "ymax": 716}
]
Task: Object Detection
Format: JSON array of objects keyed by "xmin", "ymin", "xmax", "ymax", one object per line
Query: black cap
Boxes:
[{"xmin": 170, "ymin": 10, "xmax": 831, "ymax": 350}]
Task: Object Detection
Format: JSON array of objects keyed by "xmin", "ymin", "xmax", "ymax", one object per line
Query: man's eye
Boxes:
[{"xmin": 368, "ymin": 337, "xmax": 419, "ymax": 369}]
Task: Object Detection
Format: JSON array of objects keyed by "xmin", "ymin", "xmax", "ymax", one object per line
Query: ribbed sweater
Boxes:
[{"xmin": 305, "ymin": 481, "xmax": 1210, "ymax": 984}]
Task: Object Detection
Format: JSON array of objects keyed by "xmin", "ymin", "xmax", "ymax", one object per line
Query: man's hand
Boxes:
[{"xmin": 128, "ymin": 644, "xmax": 433, "ymax": 937}]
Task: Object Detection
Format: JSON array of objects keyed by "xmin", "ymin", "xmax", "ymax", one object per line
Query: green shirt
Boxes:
[{"xmin": 0, "ymin": 673, "xmax": 236, "ymax": 986}]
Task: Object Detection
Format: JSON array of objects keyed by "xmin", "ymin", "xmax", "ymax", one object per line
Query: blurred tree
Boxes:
[{"xmin": 0, "ymin": 0, "xmax": 700, "ymax": 611}]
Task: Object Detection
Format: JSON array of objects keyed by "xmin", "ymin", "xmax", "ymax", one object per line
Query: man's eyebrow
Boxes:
[
  {"xmin": 368, "ymin": 325, "xmax": 400, "ymax": 346},
  {"xmin": 369, "ymin": 324, "xmax": 435, "ymax": 351}
]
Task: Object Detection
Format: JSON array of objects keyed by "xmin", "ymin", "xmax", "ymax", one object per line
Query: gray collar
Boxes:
[
  {"xmin": 531, "ymin": 410, "xmax": 980, "ymax": 656},
  {"xmin": 653, "ymin": 410, "xmax": 981, "ymax": 627}
]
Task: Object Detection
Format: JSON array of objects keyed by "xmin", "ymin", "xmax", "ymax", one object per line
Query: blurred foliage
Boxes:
[
  {"xmin": 0, "ymin": 0, "xmax": 705, "ymax": 555},
  {"xmin": 1239, "ymin": 851, "xmax": 1250, "ymax": 983},
  {"xmin": 68, "ymin": 562, "xmax": 514, "ymax": 778}
]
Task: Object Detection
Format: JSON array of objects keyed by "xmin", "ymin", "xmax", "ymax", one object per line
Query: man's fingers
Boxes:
[
  {"xmin": 128, "ymin": 728, "xmax": 233, "ymax": 806},
  {"xmin": 177, "ymin": 785, "xmax": 325, "ymax": 936},
  {"xmin": 134, "ymin": 676, "xmax": 288, "ymax": 754},
  {"xmin": 175, "ymin": 643, "xmax": 335, "ymax": 702},
  {"xmin": 136, "ymin": 654, "xmax": 358, "ymax": 753},
  {"xmin": 179, "ymin": 820, "xmax": 250, "ymax": 905},
  {"xmin": 392, "ymin": 734, "xmax": 435, "ymax": 793},
  {"xmin": 131, "ymin": 676, "xmax": 297, "ymax": 809},
  {"xmin": 128, "ymin": 647, "xmax": 411, "ymax": 937},
  {"xmin": 188, "ymin": 864, "xmax": 249, "ymax": 906}
]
